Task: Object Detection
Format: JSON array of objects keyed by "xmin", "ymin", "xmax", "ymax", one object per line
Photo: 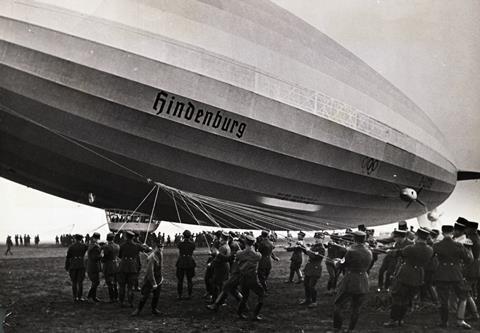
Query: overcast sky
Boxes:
[{"xmin": 1, "ymin": 0, "xmax": 479, "ymax": 242}]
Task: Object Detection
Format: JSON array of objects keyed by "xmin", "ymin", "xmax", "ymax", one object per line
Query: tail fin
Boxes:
[{"xmin": 457, "ymin": 171, "xmax": 480, "ymax": 181}]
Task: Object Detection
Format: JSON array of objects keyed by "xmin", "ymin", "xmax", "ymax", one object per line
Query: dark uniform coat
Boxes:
[
  {"xmin": 287, "ymin": 241, "xmax": 305, "ymax": 270},
  {"xmin": 176, "ymin": 239, "xmax": 196, "ymax": 269},
  {"xmin": 433, "ymin": 237, "xmax": 472, "ymax": 282},
  {"xmin": 119, "ymin": 240, "xmax": 145, "ymax": 273},
  {"xmin": 257, "ymin": 237, "xmax": 275, "ymax": 271},
  {"xmin": 304, "ymin": 243, "xmax": 326, "ymax": 277},
  {"xmin": 102, "ymin": 242, "xmax": 120, "ymax": 276},
  {"xmin": 87, "ymin": 243, "xmax": 102, "ymax": 273},
  {"xmin": 337, "ymin": 243, "xmax": 373, "ymax": 294},
  {"xmin": 65, "ymin": 242, "xmax": 88, "ymax": 270},
  {"xmin": 394, "ymin": 242, "xmax": 433, "ymax": 287}
]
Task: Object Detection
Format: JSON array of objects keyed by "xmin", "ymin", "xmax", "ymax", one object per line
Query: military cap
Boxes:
[
  {"xmin": 454, "ymin": 222, "xmax": 466, "ymax": 231},
  {"xmin": 357, "ymin": 224, "xmax": 367, "ymax": 232},
  {"xmin": 416, "ymin": 227, "xmax": 430, "ymax": 240},
  {"xmin": 398, "ymin": 221, "xmax": 408, "ymax": 230},
  {"xmin": 106, "ymin": 233, "xmax": 115, "ymax": 241},
  {"xmin": 298, "ymin": 231, "xmax": 306, "ymax": 236},
  {"xmin": 457, "ymin": 217, "xmax": 469, "ymax": 225},
  {"xmin": 465, "ymin": 221, "xmax": 479, "ymax": 230},
  {"xmin": 441, "ymin": 225, "xmax": 454, "ymax": 233},
  {"xmin": 314, "ymin": 232, "xmax": 323, "ymax": 239},
  {"xmin": 214, "ymin": 230, "xmax": 222, "ymax": 237},
  {"xmin": 92, "ymin": 232, "xmax": 101, "ymax": 239},
  {"xmin": 393, "ymin": 229, "xmax": 407, "ymax": 237},
  {"xmin": 74, "ymin": 234, "xmax": 84, "ymax": 240},
  {"xmin": 430, "ymin": 229, "xmax": 440, "ymax": 237},
  {"xmin": 221, "ymin": 231, "xmax": 230, "ymax": 238},
  {"xmin": 353, "ymin": 230, "xmax": 366, "ymax": 242},
  {"xmin": 125, "ymin": 230, "xmax": 135, "ymax": 238},
  {"xmin": 245, "ymin": 234, "xmax": 255, "ymax": 244},
  {"xmin": 183, "ymin": 229, "xmax": 192, "ymax": 238},
  {"xmin": 261, "ymin": 230, "xmax": 269, "ymax": 236}
]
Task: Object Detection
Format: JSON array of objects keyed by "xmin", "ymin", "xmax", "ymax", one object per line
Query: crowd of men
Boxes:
[
  {"xmin": 4, "ymin": 234, "xmax": 40, "ymax": 254},
  {"xmin": 60, "ymin": 216, "xmax": 480, "ymax": 331}
]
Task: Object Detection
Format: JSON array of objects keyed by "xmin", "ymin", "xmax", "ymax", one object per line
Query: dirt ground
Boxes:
[{"xmin": 1, "ymin": 243, "xmax": 479, "ymax": 333}]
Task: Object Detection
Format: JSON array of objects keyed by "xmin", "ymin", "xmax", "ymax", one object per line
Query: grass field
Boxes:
[{"xmin": 0, "ymin": 244, "xmax": 478, "ymax": 332}]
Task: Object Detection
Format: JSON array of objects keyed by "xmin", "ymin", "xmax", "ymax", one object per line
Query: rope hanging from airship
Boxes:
[{"xmin": 1, "ymin": 102, "xmax": 430, "ymax": 233}]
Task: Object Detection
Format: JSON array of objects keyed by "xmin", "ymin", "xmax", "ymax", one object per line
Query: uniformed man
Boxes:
[
  {"xmin": 65, "ymin": 234, "xmax": 88, "ymax": 302},
  {"xmin": 285, "ymin": 231, "xmax": 305, "ymax": 284},
  {"xmin": 118, "ymin": 231, "xmax": 147, "ymax": 307},
  {"xmin": 102, "ymin": 232, "xmax": 120, "ymax": 303},
  {"xmin": 206, "ymin": 235, "xmax": 245, "ymax": 312},
  {"xmin": 384, "ymin": 228, "xmax": 433, "ymax": 327},
  {"xmin": 176, "ymin": 229, "xmax": 196, "ymax": 300},
  {"xmin": 300, "ymin": 232, "xmax": 325, "ymax": 308},
  {"xmin": 326, "ymin": 236, "xmax": 347, "ymax": 294},
  {"xmin": 210, "ymin": 231, "xmax": 231, "ymax": 303},
  {"xmin": 256, "ymin": 230, "xmax": 279, "ymax": 292},
  {"xmin": 398, "ymin": 221, "xmax": 415, "ymax": 241},
  {"xmin": 237, "ymin": 234, "xmax": 265, "ymax": 320},
  {"xmin": 5, "ymin": 236, "xmax": 13, "ymax": 255},
  {"xmin": 332, "ymin": 230, "xmax": 372, "ymax": 332},
  {"xmin": 460, "ymin": 237, "xmax": 480, "ymax": 321},
  {"xmin": 131, "ymin": 238, "xmax": 163, "ymax": 316},
  {"xmin": 433, "ymin": 224, "xmax": 473, "ymax": 329},
  {"xmin": 463, "ymin": 219, "xmax": 480, "ymax": 303},
  {"xmin": 86, "ymin": 232, "xmax": 102, "ymax": 302}
]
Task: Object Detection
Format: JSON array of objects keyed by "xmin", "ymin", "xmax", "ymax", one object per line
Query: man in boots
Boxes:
[
  {"xmin": 65, "ymin": 234, "xmax": 88, "ymax": 302},
  {"xmin": 176, "ymin": 229, "xmax": 196, "ymax": 300},
  {"xmin": 131, "ymin": 239, "xmax": 163, "ymax": 316},
  {"xmin": 102, "ymin": 232, "xmax": 120, "ymax": 302}
]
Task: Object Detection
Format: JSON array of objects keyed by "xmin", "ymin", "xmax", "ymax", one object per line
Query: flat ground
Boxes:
[{"xmin": 0, "ymin": 243, "xmax": 478, "ymax": 333}]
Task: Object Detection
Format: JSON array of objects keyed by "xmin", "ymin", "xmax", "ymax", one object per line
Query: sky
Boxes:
[{"xmin": 1, "ymin": 0, "xmax": 479, "ymax": 242}]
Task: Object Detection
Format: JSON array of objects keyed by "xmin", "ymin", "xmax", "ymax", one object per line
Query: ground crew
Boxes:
[
  {"xmin": 256, "ymin": 230, "xmax": 279, "ymax": 292},
  {"xmin": 326, "ymin": 237, "xmax": 347, "ymax": 294},
  {"xmin": 210, "ymin": 231, "xmax": 231, "ymax": 303},
  {"xmin": 118, "ymin": 231, "xmax": 147, "ymax": 307},
  {"xmin": 176, "ymin": 229, "xmax": 196, "ymax": 300},
  {"xmin": 102, "ymin": 232, "xmax": 120, "ymax": 303},
  {"xmin": 131, "ymin": 238, "xmax": 163, "ymax": 316},
  {"xmin": 5, "ymin": 236, "xmax": 13, "ymax": 255},
  {"xmin": 237, "ymin": 234, "xmax": 265, "ymax": 321},
  {"xmin": 86, "ymin": 232, "xmax": 102, "ymax": 302},
  {"xmin": 332, "ymin": 230, "xmax": 372, "ymax": 332},
  {"xmin": 65, "ymin": 234, "xmax": 88, "ymax": 302},
  {"xmin": 300, "ymin": 232, "xmax": 325, "ymax": 308},
  {"xmin": 285, "ymin": 231, "xmax": 305, "ymax": 284},
  {"xmin": 433, "ymin": 224, "xmax": 473, "ymax": 329},
  {"xmin": 384, "ymin": 228, "xmax": 433, "ymax": 327}
]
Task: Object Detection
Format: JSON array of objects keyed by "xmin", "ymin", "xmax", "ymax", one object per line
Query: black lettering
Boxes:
[
  {"xmin": 203, "ymin": 111, "xmax": 213, "ymax": 126},
  {"xmin": 166, "ymin": 96, "xmax": 175, "ymax": 114},
  {"xmin": 230, "ymin": 120, "xmax": 239, "ymax": 133},
  {"xmin": 236, "ymin": 122, "xmax": 246, "ymax": 138},
  {"xmin": 173, "ymin": 101, "xmax": 184, "ymax": 117},
  {"xmin": 195, "ymin": 109, "xmax": 204, "ymax": 123},
  {"xmin": 184, "ymin": 102, "xmax": 195, "ymax": 120},
  {"xmin": 221, "ymin": 118, "xmax": 232, "ymax": 131},
  {"xmin": 153, "ymin": 91, "xmax": 168, "ymax": 114},
  {"xmin": 212, "ymin": 111, "xmax": 222, "ymax": 128}
]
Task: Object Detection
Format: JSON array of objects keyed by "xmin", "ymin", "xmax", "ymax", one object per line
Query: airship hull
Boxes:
[{"xmin": 0, "ymin": 1, "xmax": 456, "ymax": 229}]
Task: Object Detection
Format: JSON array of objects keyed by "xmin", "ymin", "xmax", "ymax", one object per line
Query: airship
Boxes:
[{"xmin": 0, "ymin": 0, "xmax": 474, "ymax": 231}]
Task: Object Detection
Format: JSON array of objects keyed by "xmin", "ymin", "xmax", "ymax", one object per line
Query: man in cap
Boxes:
[
  {"xmin": 118, "ymin": 231, "xmax": 148, "ymax": 307},
  {"xmin": 176, "ymin": 229, "xmax": 196, "ymax": 300},
  {"xmin": 433, "ymin": 224, "xmax": 473, "ymax": 329},
  {"xmin": 326, "ymin": 236, "xmax": 347, "ymax": 294},
  {"xmin": 384, "ymin": 228, "xmax": 433, "ymax": 327},
  {"xmin": 131, "ymin": 238, "xmax": 163, "ymax": 316},
  {"xmin": 332, "ymin": 230, "xmax": 372, "ymax": 332},
  {"xmin": 300, "ymin": 232, "xmax": 326, "ymax": 308},
  {"xmin": 65, "ymin": 234, "xmax": 88, "ymax": 302},
  {"xmin": 102, "ymin": 232, "xmax": 120, "ymax": 303},
  {"xmin": 86, "ymin": 232, "xmax": 102, "ymax": 302},
  {"xmin": 256, "ymin": 230, "xmax": 279, "ymax": 292},
  {"xmin": 237, "ymin": 234, "xmax": 265, "ymax": 320},
  {"xmin": 463, "ymin": 219, "xmax": 480, "ymax": 301},
  {"xmin": 398, "ymin": 221, "xmax": 415, "ymax": 241},
  {"xmin": 210, "ymin": 231, "xmax": 231, "ymax": 303},
  {"xmin": 285, "ymin": 231, "xmax": 306, "ymax": 284}
]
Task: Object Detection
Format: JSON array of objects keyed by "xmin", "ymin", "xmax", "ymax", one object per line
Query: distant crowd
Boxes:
[{"xmin": 4, "ymin": 234, "xmax": 40, "ymax": 254}]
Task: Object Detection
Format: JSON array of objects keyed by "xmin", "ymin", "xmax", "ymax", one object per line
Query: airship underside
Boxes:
[{"xmin": 0, "ymin": 0, "xmax": 457, "ymax": 230}]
